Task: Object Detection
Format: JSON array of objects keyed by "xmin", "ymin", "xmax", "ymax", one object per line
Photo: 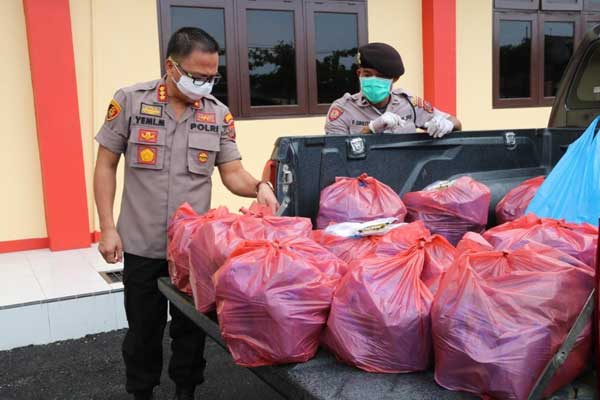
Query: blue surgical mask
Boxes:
[{"xmin": 360, "ymin": 77, "xmax": 393, "ymax": 104}]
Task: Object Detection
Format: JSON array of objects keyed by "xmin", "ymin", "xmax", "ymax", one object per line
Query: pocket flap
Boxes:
[{"xmin": 188, "ymin": 133, "xmax": 220, "ymax": 152}]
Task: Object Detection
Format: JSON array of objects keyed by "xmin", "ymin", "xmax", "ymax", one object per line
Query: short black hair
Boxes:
[{"xmin": 166, "ymin": 27, "xmax": 220, "ymax": 60}]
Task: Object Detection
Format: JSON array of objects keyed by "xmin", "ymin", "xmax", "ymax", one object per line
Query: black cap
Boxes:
[{"xmin": 357, "ymin": 43, "xmax": 405, "ymax": 78}]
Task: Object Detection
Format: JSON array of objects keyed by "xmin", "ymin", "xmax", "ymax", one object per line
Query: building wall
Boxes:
[
  {"xmin": 456, "ymin": 0, "xmax": 551, "ymax": 130},
  {"xmin": 75, "ymin": 0, "xmax": 424, "ymax": 230},
  {"xmin": 0, "ymin": 0, "xmax": 46, "ymax": 241},
  {"xmin": 0, "ymin": 0, "xmax": 431, "ymax": 243}
]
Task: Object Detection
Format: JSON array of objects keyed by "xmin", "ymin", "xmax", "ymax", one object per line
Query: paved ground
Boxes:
[{"xmin": 0, "ymin": 327, "xmax": 283, "ymax": 400}]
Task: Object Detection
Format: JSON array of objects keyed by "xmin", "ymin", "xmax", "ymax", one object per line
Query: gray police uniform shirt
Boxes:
[
  {"xmin": 95, "ymin": 78, "xmax": 241, "ymax": 259},
  {"xmin": 324, "ymin": 88, "xmax": 449, "ymax": 135}
]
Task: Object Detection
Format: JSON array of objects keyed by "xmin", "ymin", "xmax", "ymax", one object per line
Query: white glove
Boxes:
[
  {"xmin": 424, "ymin": 115, "xmax": 454, "ymax": 138},
  {"xmin": 368, "ymin": 112, "xmax": 407, "ymax": 134}
]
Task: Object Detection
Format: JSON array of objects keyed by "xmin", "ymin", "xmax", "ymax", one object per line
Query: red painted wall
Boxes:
[
  {"xmin": 422, "ymin": 0, "xmax": 457, "ymax": 115},
  {"xmin": 23, "ymin": 0, "xmax": 90, "ymax": 251}
]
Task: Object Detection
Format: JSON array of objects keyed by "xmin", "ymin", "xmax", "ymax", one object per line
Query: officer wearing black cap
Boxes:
[{"xmin": 325, "ymin": 42, "xmax": 461, "ymax": 137}]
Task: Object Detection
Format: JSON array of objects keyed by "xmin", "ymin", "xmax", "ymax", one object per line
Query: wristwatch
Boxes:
[{"xmin": 256, "ymin": 180, "xmax": 275, "ymax": 194}]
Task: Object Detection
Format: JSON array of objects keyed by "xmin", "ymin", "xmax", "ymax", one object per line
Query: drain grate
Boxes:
[{"xmin": 99, "ymin": 270, "xmax": 124, "ymax": 284}]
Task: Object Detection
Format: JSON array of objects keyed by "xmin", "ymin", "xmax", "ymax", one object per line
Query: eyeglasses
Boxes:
[{"xmin": 170, "ymin": 58, "xmax": 222, "ymax": 87}]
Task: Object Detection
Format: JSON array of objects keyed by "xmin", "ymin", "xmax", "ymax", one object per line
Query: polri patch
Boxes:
[
  {"xmin": 140, "ymin": 103, "xmax": 163, "ymax": 118},
  {"xmin": 328, "ymin": 106, "xmax": 343, "ymax": 122},
  {"xmin": 138, "ymin": 128, "xmax": 158, "ymax": 143},
  {"xmin": 106, "ymin": 99, "xmax": 121, "ymax": 121},
  {"xmin": 196, "ymin": 112, "xmax": 216, "ymax": 124},
  {"xmin": 137, "ymin": 146, "xmax": 157, "ymax": 165}
]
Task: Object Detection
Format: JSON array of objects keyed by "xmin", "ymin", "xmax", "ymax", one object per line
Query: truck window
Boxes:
[{"xmin": 567, "ymin": 41, "xmax": 600, "ymax": 108}]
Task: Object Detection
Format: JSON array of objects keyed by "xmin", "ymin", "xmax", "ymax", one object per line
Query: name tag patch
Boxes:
[
  {"xmin": 135, "ymin": 116, "xmax": 166, "ymax": 127},
  {"xmin": 140, "ymin": 103, "xmax": 163, "ymax": 118},
  {"xmin": 352, "ymin": 120, "xmax": 369, "ymax": 127}
]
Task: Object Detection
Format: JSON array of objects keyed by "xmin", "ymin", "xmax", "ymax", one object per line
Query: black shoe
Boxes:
[
  {"xmin": 133, "ymin": 389, "xmax": 153, "ymax": 400},
  {"xmin": 174, "ymin": 385, "xmax": 196, "ymax": 400}
]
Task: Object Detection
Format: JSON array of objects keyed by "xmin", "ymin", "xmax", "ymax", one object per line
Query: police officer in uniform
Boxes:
[
  {"xmin": 325, "ymin": 42, "xmax": 461, "ymax": 137},
  {"xmin": 94, "ymin": 28, "xmax": 278, "ymax": 400}
]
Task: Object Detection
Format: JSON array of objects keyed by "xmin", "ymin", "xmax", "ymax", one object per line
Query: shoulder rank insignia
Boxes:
[
  {"xmin": 328, "ymin": 106, "xmax": 343, "ymax": 122},
  {"xmin": 157, "ymin": 84, "xmax": 168, "ymax": 103},
  {"xmin": 106, "ymin": 99, "xmax": 121, "ymax": 121},
  {"xmin": 192, "ymin": 100, "xmax": 202, "ymax": 110}
]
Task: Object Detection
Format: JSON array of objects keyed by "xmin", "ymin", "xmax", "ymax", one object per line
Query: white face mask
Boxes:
[{"xmin": 171, "ymin": 65, "xmax": 214, "ymax": 101}]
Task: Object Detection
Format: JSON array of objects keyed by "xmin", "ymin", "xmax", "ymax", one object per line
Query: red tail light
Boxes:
[{"xmin": 262, "ymin": 159, "xmax": 278, "ymax": 191}]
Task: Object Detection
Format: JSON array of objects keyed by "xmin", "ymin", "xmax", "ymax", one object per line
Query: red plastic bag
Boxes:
[
  {"xmin": 311, "ymin": 221, "xmax": 430, "ymax": 264},
  {"xmin": 167, "ymin": 204, "xmax": 231, "ymax": 296},
  {"xmin": 316, "ymin": 173, "xmax": 407, "ymax": 229},
  {"xmin": 432, "ymin": 235, "xmax": 593, "ymax": 400},
  {"xmin": 188, "ymin": 203, "xmax": 313, "ymax": 312},
  {"xmin": 214, "ymin": 237, "xmax": 346, "ymax": 367},
  {"xmin": 322, "ymin": 235, "xmax": 455, "ymax": 373},
  {"xmin": 483, "ymin": 214, "xmax": 598, "ymax": 267},
  {"xmin": 402, "ymin": 177, "xmax": 491, "ymax": 246},
  {"xmin": 495, "ymin": 176, "xmax": 544, "ymax": 224}
]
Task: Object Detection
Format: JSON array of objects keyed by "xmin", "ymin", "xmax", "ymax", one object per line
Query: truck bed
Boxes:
[
  {"xmin": 158, "ymin": 278, "xmax": 594, "ymax": 400},
  {"xmin": 269, "ymin": 128, "xmax": 584, "ymax": 225}
]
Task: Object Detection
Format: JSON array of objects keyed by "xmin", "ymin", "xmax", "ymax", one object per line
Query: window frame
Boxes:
[
  {"xmin": 236, "ymin": 0, "xmax": 308, "ymax": 117},
  {"xmin": 493, "ymin": 11, "xmax": 540, "ymax": 108},
  {"xmin": 584, "ymin": 0, "xmax": 600, "ymax": 10},
  {"xmin": 541, "ymin": 0, "xmax": 583, "ymax": 11},
  {"xmin": 304, "ymin": 0, "xmax": 368, "ymax": 114},
  {"xmin": 539, "ymin": 12, "xmax": 581, "ymax": 105},
  {"xmin": 582, "ymin": 12, "xmax": 600, "ymax": 32},
  {"xmin": 158, "ymin": 0, "xmax": 241, "ymax": 115},
  {"xmin": 495, "ymin": 0, "xmax": 540, "ymax": 10},
  {"xmin": 157, "ymin": 0, "xmax": 368, "ymax": 119}
]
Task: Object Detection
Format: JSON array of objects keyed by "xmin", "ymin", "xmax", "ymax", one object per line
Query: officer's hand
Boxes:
[
  {"xmin": 424, "ymin": 115, "xmax": 454, "ymax": 138},
  {"xmin": 368, "ymin": 112, "xmax": 406, "ymax": 134},
  {"xmin": 257, "ymin": 184, "xmax": 279, "ymax": 214},
  {"xmin": 99, "ymin": 228, "xmax": 123, "ymax": 264}
]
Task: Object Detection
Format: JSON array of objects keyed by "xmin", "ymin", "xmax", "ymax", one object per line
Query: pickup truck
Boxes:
[{"xmin": 158, "ymin": 26, "xmax": 600, "ymax": 400}]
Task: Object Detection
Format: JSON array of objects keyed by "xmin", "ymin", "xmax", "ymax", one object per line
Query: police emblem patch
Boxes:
[
  {"xmin": 198, "ymin": 151, "xmax": 209, "ymax": 164},
  {"xmin": 137, "ymin": 146, "xmax": 157, "ymax": 165},
  {"xmin": 140, "ymin": 103, "xmax": 163, "ymax": 118},
  {"xmin": 106, "ymin": 99, "xmax": 121, "ymax": 121},
  {"xmin": 196, "ymin": 112, "xmax": 216, "ymax": 124},
  {"xmin": 138, "ymin": 129, "xmax": 158, "ymax": 143},
  {"xmin": 328, "ymin": 106, "xmax": 343, "ymax": 122}
]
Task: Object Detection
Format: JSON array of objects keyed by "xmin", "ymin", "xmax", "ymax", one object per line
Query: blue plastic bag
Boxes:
[{"xmin": 526, "ymin": 116, "xmax": 600, "ymax": 224}]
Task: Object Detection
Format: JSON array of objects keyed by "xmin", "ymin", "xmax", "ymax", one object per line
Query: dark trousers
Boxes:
[{"xmin": 122, "ymin": 253, "xmax": 206, "ymax": 394}]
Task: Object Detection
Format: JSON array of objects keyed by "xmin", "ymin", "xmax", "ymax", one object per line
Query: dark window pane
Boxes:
[
  {"xmin": 499, "ymin": 20, "xmax": 532, "ymax": 99},
  {"xmin": 544, "ymin": 21, "xmax": 574, "ymax": 97},
  {"xmin": 171, "ymin": 7, "xmax": 229, "ymax": 105},
  {"xmin": 574, "ymin": 45, "xmax": 600, "ymax": 103},
  {"xmin": 246, "ymin": 10, "xmax": 297, "ymax": 106},
  {"xmin": 314, "ymin": 12, "xmax": 359, "ymax": 104}
]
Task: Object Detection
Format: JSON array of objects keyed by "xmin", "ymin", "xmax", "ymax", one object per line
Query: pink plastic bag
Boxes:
[
  {"xmin": 316, "ymin": 173, "xmax": 407, "ymax": 229},
  {"xmin": 496, "ymin": 176, "xmax": 544, "ymax": 224},
  {"xmin": 322, "ymin": 235, "xmax": 455, "ymax": 373},
  {"xmin": 483, "ymin": 214, "xmax": 598, "ymax": 267},
  {"xmin": 188, "ymin": 203, "xmax": 313, "ymax": 312},
  {"xmin": 311, "ymin": 221, "xmax": 430, "ymax": 264},
  {"xmin": 403, "ymin": 177, "xmax": 491, "ymax": 246},
  {"xmin": 214, "ymin": 237, "xmax": 347, "ymax": 367},
  {"xmin": 167, "ymin": 204, "xmax": 231, "ymax": 296},
  {"xmin": 432, "ymin": 235, "xmax": 593, "ymax": 400}
]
